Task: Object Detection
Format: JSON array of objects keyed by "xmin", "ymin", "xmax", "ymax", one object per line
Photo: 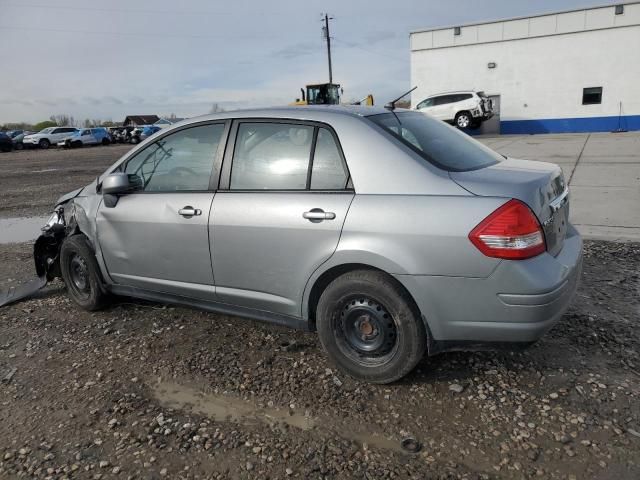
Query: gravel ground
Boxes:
[
  {"xmin": 0, "ymin": 148, "xmax": 639, "ymax": 479},
  {"xmin": 0, "ymin": 145, "xmax": 131, "ymax": 218}
]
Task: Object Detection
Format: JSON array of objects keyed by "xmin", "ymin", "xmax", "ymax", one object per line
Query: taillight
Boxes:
[{"xmin": 469, "ymin": 199, "xmax": 546, "ymax": 260}]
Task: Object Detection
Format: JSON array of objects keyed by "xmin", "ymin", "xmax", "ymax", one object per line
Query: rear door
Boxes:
[
  {"xmin": 430, "ymin": 95, "xmax": 452, "ymax": 120},
  {"xmin": 96, "ymin": 122, "xmax": 228, "ymax": 299},
  {"xmin": 211, "ymin": 120, "xmax": 354, "ymax": 317}
]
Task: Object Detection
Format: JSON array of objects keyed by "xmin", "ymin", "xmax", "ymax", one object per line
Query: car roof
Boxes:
[
  {"xmin": 171, "ymin": 105, "xmax": 406, "ymax": 126},
  {"xmin": 424, "ymin": 91, "xmax": 476, "ymax": 98}
]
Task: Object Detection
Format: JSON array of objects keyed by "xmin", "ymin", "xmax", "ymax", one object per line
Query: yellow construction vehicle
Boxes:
[{"xmin": 292, "ymin": 83, "xmax": 374, "ymax": 106}]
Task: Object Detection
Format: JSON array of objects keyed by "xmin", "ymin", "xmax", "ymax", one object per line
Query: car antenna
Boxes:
[{"xmin": 384, "ymin": 86, "xmax": 417, "ymax": 111}]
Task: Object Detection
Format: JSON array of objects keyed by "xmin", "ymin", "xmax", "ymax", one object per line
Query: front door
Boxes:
[
  {"xmin": 96, "ymin": 122, "xmax": 227, "ymax": 300},
  {"xmin": 211, "ymin": 121, "xmax": 354, "ymax": 317}
]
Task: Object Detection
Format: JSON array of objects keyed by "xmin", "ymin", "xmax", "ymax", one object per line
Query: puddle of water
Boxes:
[
  {"xmin": 153, "ymin": 382, "xmax": 406, "ymax": 454},
  {"xmin": 0, "ymin": 217, "xmax": 49, "ymax": 244},
  {"xmin": 154, "ymin": 382, "xmax": 315, "ymax": 431}
]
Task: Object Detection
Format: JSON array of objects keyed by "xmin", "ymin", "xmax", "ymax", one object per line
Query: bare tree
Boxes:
[{"xmin": 50, "ymin": 114, "xmax": 77, "ymax": 127}]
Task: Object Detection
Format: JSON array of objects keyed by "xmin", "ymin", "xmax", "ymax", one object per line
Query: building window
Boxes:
[
  {"xmin": 615, "ymin": 4, "xmax": 624, "ymax": 14},
  {"xmin": 454, "ymin": 26, "xmax": 461, "ymax": 35},
  {"xmin": 582, "ymin": 87, "xmax": 603, "ymax": 105}
]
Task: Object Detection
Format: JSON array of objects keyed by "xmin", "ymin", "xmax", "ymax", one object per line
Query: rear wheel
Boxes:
[
  {"xmin": 101, "ymin": 137, "xmax": 110, "ymax": 145},
  {"xmin": 38, "ymin": 139, "xmax": 50, "ymax": 149},
  {"xmin": 60, "ymin": 235, "xmax": 109, "ymax": 311},
  {"xmin": 316, "ymin": 270, "xmax": 427, "ymax": 384},
  {"xmin": 454, "ymin": 111, "xmax": 472, "ymax": 129}
]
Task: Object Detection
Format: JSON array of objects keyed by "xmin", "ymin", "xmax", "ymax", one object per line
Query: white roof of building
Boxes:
[{"xmin": 410, "ymin": 1, "xmax": 640, "ymax": 51}]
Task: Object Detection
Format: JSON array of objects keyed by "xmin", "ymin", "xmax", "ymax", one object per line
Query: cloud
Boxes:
[{"xmin": 272, "ymin": 41, "xmax": 323, "ymax": 60}]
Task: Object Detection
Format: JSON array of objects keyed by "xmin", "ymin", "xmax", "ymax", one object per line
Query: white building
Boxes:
[{"xmin": 410, "ymin": 2, "xmax": 640, "ymax": 134}]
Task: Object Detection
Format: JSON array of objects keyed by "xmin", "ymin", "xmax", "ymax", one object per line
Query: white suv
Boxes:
[
  {"xmin": 22, "ymin": 127, "xmax": 78, "ymax": 149},
  {"xmin": 415, "ymin": 91, "xmax": 494, "ymax": 129}
]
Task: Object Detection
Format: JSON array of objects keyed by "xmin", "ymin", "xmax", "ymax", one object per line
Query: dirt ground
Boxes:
[{"xmin": 0, "ymin": 147, "xmax": 639, "ymax": 479}]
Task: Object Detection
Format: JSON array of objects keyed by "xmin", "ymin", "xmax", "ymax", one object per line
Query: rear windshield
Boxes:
[{"xmin": 367, "ymin": 112, "xmax": 501, "ymax": 172}]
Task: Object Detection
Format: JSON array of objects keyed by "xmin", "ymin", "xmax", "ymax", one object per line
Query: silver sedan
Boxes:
[{"xmin": 35, "ymin": 106, "xmax": 582, "ymax": 383}]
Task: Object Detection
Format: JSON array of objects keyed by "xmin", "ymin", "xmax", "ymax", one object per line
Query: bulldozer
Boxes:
[{"xmin": 292, "ymin": 83, "xmax": 374, "ymax": 106}]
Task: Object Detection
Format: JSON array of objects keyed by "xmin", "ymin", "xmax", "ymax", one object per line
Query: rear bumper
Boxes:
[{"xmin": 396, "ymin": 224, "xmax": 582, "ymax": 345}]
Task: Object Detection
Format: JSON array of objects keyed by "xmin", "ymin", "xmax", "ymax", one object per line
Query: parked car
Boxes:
[
  {"xmin": 22, "ymin": 127, "xmax": 78, "ymax": 149},
  {"xmin": 130, "ymin": 125, "xmax": 161, "ymax": 144},
  {"xmin": 415, "ymin": 91, "xmax": 494, "ymax": 129},
  {"xmin": 59, "ymin": 127, "xmax": 112, "ymax": 148},
  {"xmin": 109, "ymin": 126, "xmax": 135, "ymax": 144},
  {"xmin": 10, "ymin": 131, "xmax": 33, "ymax": 150},
  {"xmin": 0, "ymin": 132, "xmax": 13, "ymax": 152},
  {"xmin": 34, "ymin": 106, "xmax": 581, "ymax": 384}
]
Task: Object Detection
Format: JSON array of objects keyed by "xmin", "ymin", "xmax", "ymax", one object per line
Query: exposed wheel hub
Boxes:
[
  {"xmin": 69, "ymin": 254, "xmax": 90, "ymax": 294},
  {"xmin": 339, "ymin": 298, "xmax": 397, "ymax": 357}
]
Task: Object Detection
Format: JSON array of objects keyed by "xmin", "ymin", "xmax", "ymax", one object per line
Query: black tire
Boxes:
[
  {"xmin": 454, "ymin": 111, "xmax": 472, "ymax": 129},
  {"xmin": 72, "ymin": 140, "xmax": 82, "ymax": 148},
  {"xmin": 469, "ymin": 119, "xmax": 482, "ymax": 130},
  {"xmin": 316, "ymin": 270, "xmax": 427, "ymax": 384},
  {"xmin": 102, "ymin": 137, "xmax": 110, "ymax": 145},
  {"xmin": 60, "ymin": 235, "xmax": 109, "ymax": 311},
  {"xmin": 15, "ymin": 142, "xmax": 23, "ymax": 150},
  {"xmin": 39, "ymin": 138, "xmax": 50, "ymax": 149},
  {"xmin": 130, "ymin": 136, "xmax": 139, "ymax": 144}
]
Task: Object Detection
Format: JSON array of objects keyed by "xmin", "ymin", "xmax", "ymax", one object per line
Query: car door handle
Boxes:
[
  {"xmin": 303, "ymin": 208, "xmax": 336, "ymax": 222},
  {"xmin": 178, "ymin": 206, "xmax": 202, "ymax": 217}
]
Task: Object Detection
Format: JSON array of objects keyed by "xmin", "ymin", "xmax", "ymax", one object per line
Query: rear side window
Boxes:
[
  {"xmin": 367, "ymin": 112, "xmax": 502, "ymax": 172},
  {"xmin": 124, "ymin": 123, "xmax": 225, "ymax": 192},
  {"xmin": 231, "ymin": 123, "xmax": 313, "ymax": 190},
  {"xmin": 310, "ymin": 128, "xmax": 347, "ymax": 189}
]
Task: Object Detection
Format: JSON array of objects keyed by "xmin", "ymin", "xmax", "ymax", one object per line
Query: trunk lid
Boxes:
[{"xmin": 450, "ymin": 158, "xmax": 569, "ymax": 256}]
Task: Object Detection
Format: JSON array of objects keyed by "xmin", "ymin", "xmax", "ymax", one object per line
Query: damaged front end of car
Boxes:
[{"xmin": 0, "ymin": 188, "xmax": 83, "ymax": 308}]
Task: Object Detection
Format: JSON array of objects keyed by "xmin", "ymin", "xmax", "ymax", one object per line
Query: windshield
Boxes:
[
  {"xmin": 367, "ymin": 112, "xmax": 502, "ymax": 172},
  {"xmin": 39, "ymin": 128, "xmax": 54, "ymax": 134}
]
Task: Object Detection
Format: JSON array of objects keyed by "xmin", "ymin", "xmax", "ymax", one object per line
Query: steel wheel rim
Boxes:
[
  {"xmin": 69, "ymin": 253, "xmax": 91, "ymax": 298},
  {"xmin": 334, "ymin": 297, "xmax": 399, "ymax": 365}
]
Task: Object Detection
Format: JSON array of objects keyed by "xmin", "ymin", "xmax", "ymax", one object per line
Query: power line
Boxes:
[
  {"xmin": 333, "ymin": 38, "xmax": 408, "ymax": 64},
  {"xmin": 0, "ymin": 24, "xmax": 283, "ymax": 40},
  {"xmin": 3, "ymin": 2, "xmax": 243, "ymax": 16}
]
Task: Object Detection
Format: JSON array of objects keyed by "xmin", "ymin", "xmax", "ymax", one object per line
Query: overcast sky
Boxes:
[{"xmin": 0, "ymin": 0, "xmax": 621, "ymax": 124}]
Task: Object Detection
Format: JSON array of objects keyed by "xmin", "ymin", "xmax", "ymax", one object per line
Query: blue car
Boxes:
[
  {"xmin": 130, "ymin": 125, "xmax": 161, "ymax": 144},
  {"xmin": 59, "ymin": 127, "xmax": 112, "ymax": 148}
]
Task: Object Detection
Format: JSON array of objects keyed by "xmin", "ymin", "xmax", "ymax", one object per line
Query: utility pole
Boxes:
[{"xmin": 322, "ymin": 13, "xmax": 333, "ymax": 84}]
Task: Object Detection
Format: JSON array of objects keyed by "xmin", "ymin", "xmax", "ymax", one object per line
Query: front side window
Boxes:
[
  {"xmin": 231, "ymin": 123, "xmax": 313, "ymax": 190},
  {"xmin": 368, "ymin": 112, "xmax": 502, "ymax": 172},
  {"xmin": 310, "ymin": 128, "xmax": 347, "ymax": 189},
  {"xmin": 417, "ymin": 98, "xmax": 434, "ymax": 109},
  {"xmin": 124, "ymin": 123, "xmax": 224, "ymax": 192}
]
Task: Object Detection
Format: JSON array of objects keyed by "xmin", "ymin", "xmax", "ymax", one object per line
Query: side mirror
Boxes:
[
  {"xmin": 101, "ymin": 173, "xmax": 142, "ymax": 208},
  {"xmin": 102, "ymin": 172, "xmax": 141, "ymax": 195}
]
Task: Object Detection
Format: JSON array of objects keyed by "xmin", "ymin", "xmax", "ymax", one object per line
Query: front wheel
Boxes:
[
  {"xmin": 454, "ymin": 111, "xmax": 472, "ymax": 129},
  {"xmin": 39, "ymin": 139, "xmax": 50, "ymax": 149},
  {"xmin": 60, "ymin": 235, "xmax": 109, "ymax": 311},
  {"xmin": 316, "ymin": 270, "xmax": 427, "ymax": 384}
]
